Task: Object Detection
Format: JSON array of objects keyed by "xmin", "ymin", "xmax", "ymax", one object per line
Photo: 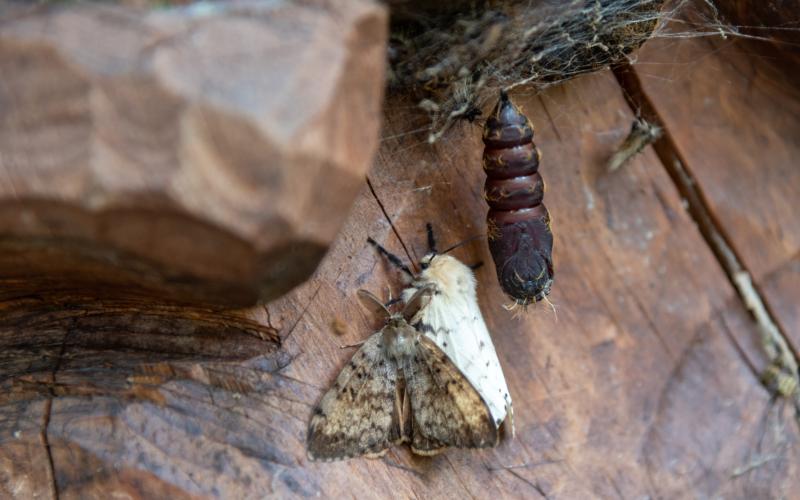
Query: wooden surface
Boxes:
[
  {"xmin": 716, "ymin": 0, "xmax": 800, "ymax": 83},
  {"xmin": 0, "ymin": 1, "xmax": 387, "ymax": 307},
  {"xmin": 634, "ymin": 36, "xmax": 800, "ymax": 348},
  {"xmin": 1, "ymin": 32, "xmax": 799, "ymax": 499}
]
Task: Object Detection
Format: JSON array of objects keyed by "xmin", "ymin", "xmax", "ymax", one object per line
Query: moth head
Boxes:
[
  {"xmin": 421, "ymin": 233, "xmax": 481, "ymax": 272},
  {"xmin": 419, "ymin": 253, "xmax": 436, "ymax": 271},
  {"xmin": 421, "ymin": 253, "xmax": 469, "ymax": 276}
]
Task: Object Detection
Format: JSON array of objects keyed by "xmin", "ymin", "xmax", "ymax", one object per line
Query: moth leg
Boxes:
[
  {"xmin": 505, "ymin": 402, "xmax": 515, "ymax": 439},
  {"xmin": 339, "ymin": 340, "xmax": 367, "ymax": 349},
  {"xmin": 367, "ymin": 237, "xmax": 414, "ymax": 277},
  {"xmin": 363, "ymin": 449, "xmax": 390, "ymax": 459},
  {"xmin": 385, "ymin": 297, "xmax": 403, "ymax": 308}
]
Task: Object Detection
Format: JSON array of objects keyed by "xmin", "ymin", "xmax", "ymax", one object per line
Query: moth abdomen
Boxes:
[{"xmin": 483, "ymin": 91, "xmax": 554, "ymax": 306}]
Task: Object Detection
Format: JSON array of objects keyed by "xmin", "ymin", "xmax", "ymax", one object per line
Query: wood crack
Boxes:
[
  {"xmin": 444, "ymin": 455, "xmax": 477, "ymax": 500},
  {"xmin": 591, "ymin": 232, "xmax": 676, "ymax": 359},
  {"xmin": 41, "ymin": 398, "xmax": 57, "ymax": 500},
  {"xmin": 639, "ymin": 320, "xmax": 706, "ymax": 496},
  {"xmin": 41, "ymin": 322, "xmax": 70, "ymax": 500},
  {"xmin": 281, "ymin": 283, "xmax": 323, "ymax": 343},
  {"xmin": 613, "ymin": 63, "xmax": 800, "ymax": 424},
  {"xmin": 506, "ymin": 468, "xmax": 548, "ymax": 499}
]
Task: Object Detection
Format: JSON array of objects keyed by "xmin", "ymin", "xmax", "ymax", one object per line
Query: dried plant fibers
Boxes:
[{"xmin": 385, "ymin": 0, "xmax": 773, "ymax": 142}]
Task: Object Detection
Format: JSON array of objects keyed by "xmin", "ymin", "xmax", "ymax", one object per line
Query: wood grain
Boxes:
[
  {"xmin": 1, "ymin": 34, "xmax": 798, "ymax": 498},
  {"xmin": 37, "ymin": 66, "xmax": 782, "ymax": 498},
  {"xmin": 349, "ymin": 70, "xmax": 797, "ymax": 497},
  {"xmin": 633, "ymin": 36, "xmax": 800, "ymax": 347},
  {"xmin": 0, "ymin": 1, "xmax": 387, "ymax": 307},
  {"xmin": 716, "ymin": 0, "xmax": 800, "ymax": 83}
]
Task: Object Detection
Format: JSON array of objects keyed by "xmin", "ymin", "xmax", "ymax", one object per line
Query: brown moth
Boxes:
[
  {"xmin": 307, "ymin": 287, "xmax": 498, "ymax": 461},
  {"xmin": 607, "ymin": 117, "xmax": 662, "ymax": 172}
]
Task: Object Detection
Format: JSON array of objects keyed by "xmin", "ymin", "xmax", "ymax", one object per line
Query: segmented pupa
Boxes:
[{"xmin": 483, "ymin": 90, "xmax": 554, "ymax": 307}]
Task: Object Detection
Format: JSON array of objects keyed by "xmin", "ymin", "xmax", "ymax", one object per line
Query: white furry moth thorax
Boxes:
[
  {"xmin": 369, "ymin": 225, "xmax": 514, "ymax": 434},
  {"xmin": 307, "ymin": 287, "xmax": 498, "ymax": 461}
]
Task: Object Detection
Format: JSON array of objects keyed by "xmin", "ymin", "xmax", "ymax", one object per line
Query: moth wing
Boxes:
[
  {"xmin": 307, "ymin": 333, "xmax": 401, "ymax": 461},
  {"xmin": 409, "ymin": 285, "xmax": 513, "ymax": 430},
  {"xmin": 404, "ymin": 335, "xmax": 498, "ymax": 455}
]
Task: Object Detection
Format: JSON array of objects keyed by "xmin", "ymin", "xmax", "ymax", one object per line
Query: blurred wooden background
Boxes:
[{"xmin": 1, "ymin": 1, "xmax": 799, "ymax": 499}]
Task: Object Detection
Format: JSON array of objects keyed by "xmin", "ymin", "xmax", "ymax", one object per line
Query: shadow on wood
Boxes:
[{"xmin": 0, "ymin": 1, "xmax": 387, "ymax": 307}]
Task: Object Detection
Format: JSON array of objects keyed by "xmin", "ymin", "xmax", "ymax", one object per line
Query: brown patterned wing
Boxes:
[
  {"xmin": 403, "ymin": 336, "xmax": 499, "ymax": 455},
  {"xmin": 307, "ymin": 333, "xmax": 402, "ymax": 461}
]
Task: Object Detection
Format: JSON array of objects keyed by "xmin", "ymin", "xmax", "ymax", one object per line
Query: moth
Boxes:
[
  {"xmin": 369, "ymin": 225, "xmax": 514, "ymax": 434},
  {"xmin": 607, "ymin": 117, "xmax": 662, "ymax": 172},
  {"xmin": 482, "ymin": 90, "xmax": 554, "ymax": 307},
  {"xmin": 307, "ymin": 287, "xmax": 498, "ymax": 461}
]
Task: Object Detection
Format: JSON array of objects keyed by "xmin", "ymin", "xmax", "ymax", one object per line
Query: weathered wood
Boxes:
[
  {"xmin": 355, "ymin": 72, "xmax": 798, "ymax": 497},
  {"xmin": 633, "ymin": 36, "xmax": 800, "ymax": 347},
  {"xmin": 717, "ymin": 0, "xmax": 800, "ymax": 82},
  {"xmin": 6, "ymin": 65, "xmax": 789, "ymax": 497},
  {"xmin": 0, "ymin": 0, "xmax": 387, "ymax": 307},
  {"xmin": 0, "ymin": 288, "xmax": 286, "ymax": 498},
  {"xmin": 1, "ymin": 33, "xmax": 799, "ymax": 497}
]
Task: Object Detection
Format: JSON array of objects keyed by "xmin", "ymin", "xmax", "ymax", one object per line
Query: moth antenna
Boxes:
[
  {"xmin": 440, "ymin": 234, "xmax": 483, "ymax": 255},
  {"xmin": 338, "ymin": 340, "xmax": 367, "ymax": 349},
  {"xmin": 357, "ymin": 289, "xmax": 392, "ymax": 322},
  {"xmin": 402, "ymin": 285, "xmax": 434, "ymax": 321},
  {"xmin": 367, "ymin": 237, "xmax": 414, "ymax": 277},
  {"xmin": 426, "ymin": 223, "xmax": 437, "ymax": 254}
]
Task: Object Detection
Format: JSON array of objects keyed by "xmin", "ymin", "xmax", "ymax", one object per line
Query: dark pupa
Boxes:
[{"xmin": 482, "ymin": 90, "xmax": 554, "ymax": 306}]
